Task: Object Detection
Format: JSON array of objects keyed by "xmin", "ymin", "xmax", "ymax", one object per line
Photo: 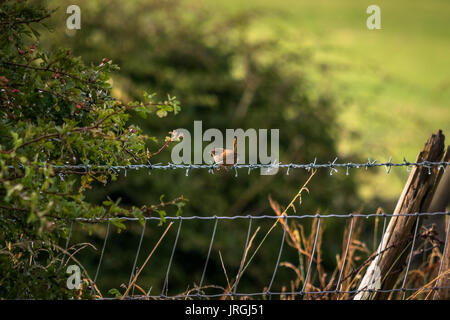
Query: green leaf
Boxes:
[
  {"xmin": 10, "ymin": 131, "xmax": 23, "ymax": 148},
  {"xmin": 109, "ymin": 218, "xmax": 126, "ymax": 231},
  {"xmin": 156, "ymin": 109, "xmax": 167, "ymax": 118},
  {"xmin": 108, "ymin": 288, "xmax": 121, "ymax": 297},
  {"xmin": 27, "ymin": 212, "xmax": 36, "ymax": 223},
  {"xmin": 157, "ymin": 210, "xmax": 166, "ymax": 225},
  {"xmin": 175, "ymin": 202, "xmax": 185, "ymax": 216}
]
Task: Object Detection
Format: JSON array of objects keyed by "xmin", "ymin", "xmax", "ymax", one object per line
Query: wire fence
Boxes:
[
  {"xmin": 65, "ymin": 211, "xmax": 450, "ymax": 300},
  {"xmin": 44, "ymin": 157, "xmax": 449, "ymax": 299},
  {"xmin": 20, "ymin": 158, "xmax": 449, "ymax": 177}
]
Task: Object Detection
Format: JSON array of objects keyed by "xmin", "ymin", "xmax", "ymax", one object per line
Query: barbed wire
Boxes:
[{"xmin": 14, "ymin": 158, "xmax": 449, "ymax": 177}]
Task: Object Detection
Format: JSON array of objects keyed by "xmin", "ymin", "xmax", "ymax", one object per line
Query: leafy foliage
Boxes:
[{"xmin": 0, "ymin": 0, "xmax": 184, "ymax": 298}]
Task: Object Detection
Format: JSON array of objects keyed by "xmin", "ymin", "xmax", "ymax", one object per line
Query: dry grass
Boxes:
[{"xmin": 263, "ymin": 204, "xmax": 447, "ymax": 300}]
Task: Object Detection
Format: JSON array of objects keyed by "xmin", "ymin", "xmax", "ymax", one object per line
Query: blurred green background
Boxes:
[
  {"xmin": 41, "ymin": 0, "xmax": 449, "ymax": 297},
  {"xmin": 201, "ymin": 0, "xmax": 450, "ymax": 200}
]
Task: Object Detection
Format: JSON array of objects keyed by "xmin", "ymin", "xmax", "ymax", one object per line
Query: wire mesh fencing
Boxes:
[{"xmin": 63, "ymin": 211, "xmax": 450, "ymax": 300}]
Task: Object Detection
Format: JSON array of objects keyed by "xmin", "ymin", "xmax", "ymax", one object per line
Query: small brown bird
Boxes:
[{"xmin": 210, "ymin": 137, "xmax": 238, "ymax": 167}]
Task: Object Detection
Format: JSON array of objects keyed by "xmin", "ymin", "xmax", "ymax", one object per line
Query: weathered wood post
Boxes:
[
  {"xmin": 430, "ymin": 158, "xmax": 450, "ymax": 300},
  {"xmin": 354, "ymin": 130, "xmax": 449, "ymax": 300},
  {"xmin": 434, "ymin": 213, "xmax": 449, "ymax": 300}
]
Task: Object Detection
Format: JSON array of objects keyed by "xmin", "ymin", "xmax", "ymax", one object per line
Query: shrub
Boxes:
[{"xmin": 0, "ymin": 0, "xmax": 182, "ymax": 298}]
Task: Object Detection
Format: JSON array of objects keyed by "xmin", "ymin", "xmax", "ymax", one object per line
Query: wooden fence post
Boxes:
[
  {"xmin": 434, "ymin": 214, "xmax": 449, "ymax": 300},
  {"xmin": 354, "ymin": 130, "xmax": 449, "ymax": 300}
]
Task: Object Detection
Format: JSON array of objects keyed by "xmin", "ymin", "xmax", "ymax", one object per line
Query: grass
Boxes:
[
  {"xmin": 121, "ymin": 222, "xmax": 174, "ymax": 299},
  {"xmin": 197, "ymin": 0, "xmax": 450, "ymax": 202}
]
